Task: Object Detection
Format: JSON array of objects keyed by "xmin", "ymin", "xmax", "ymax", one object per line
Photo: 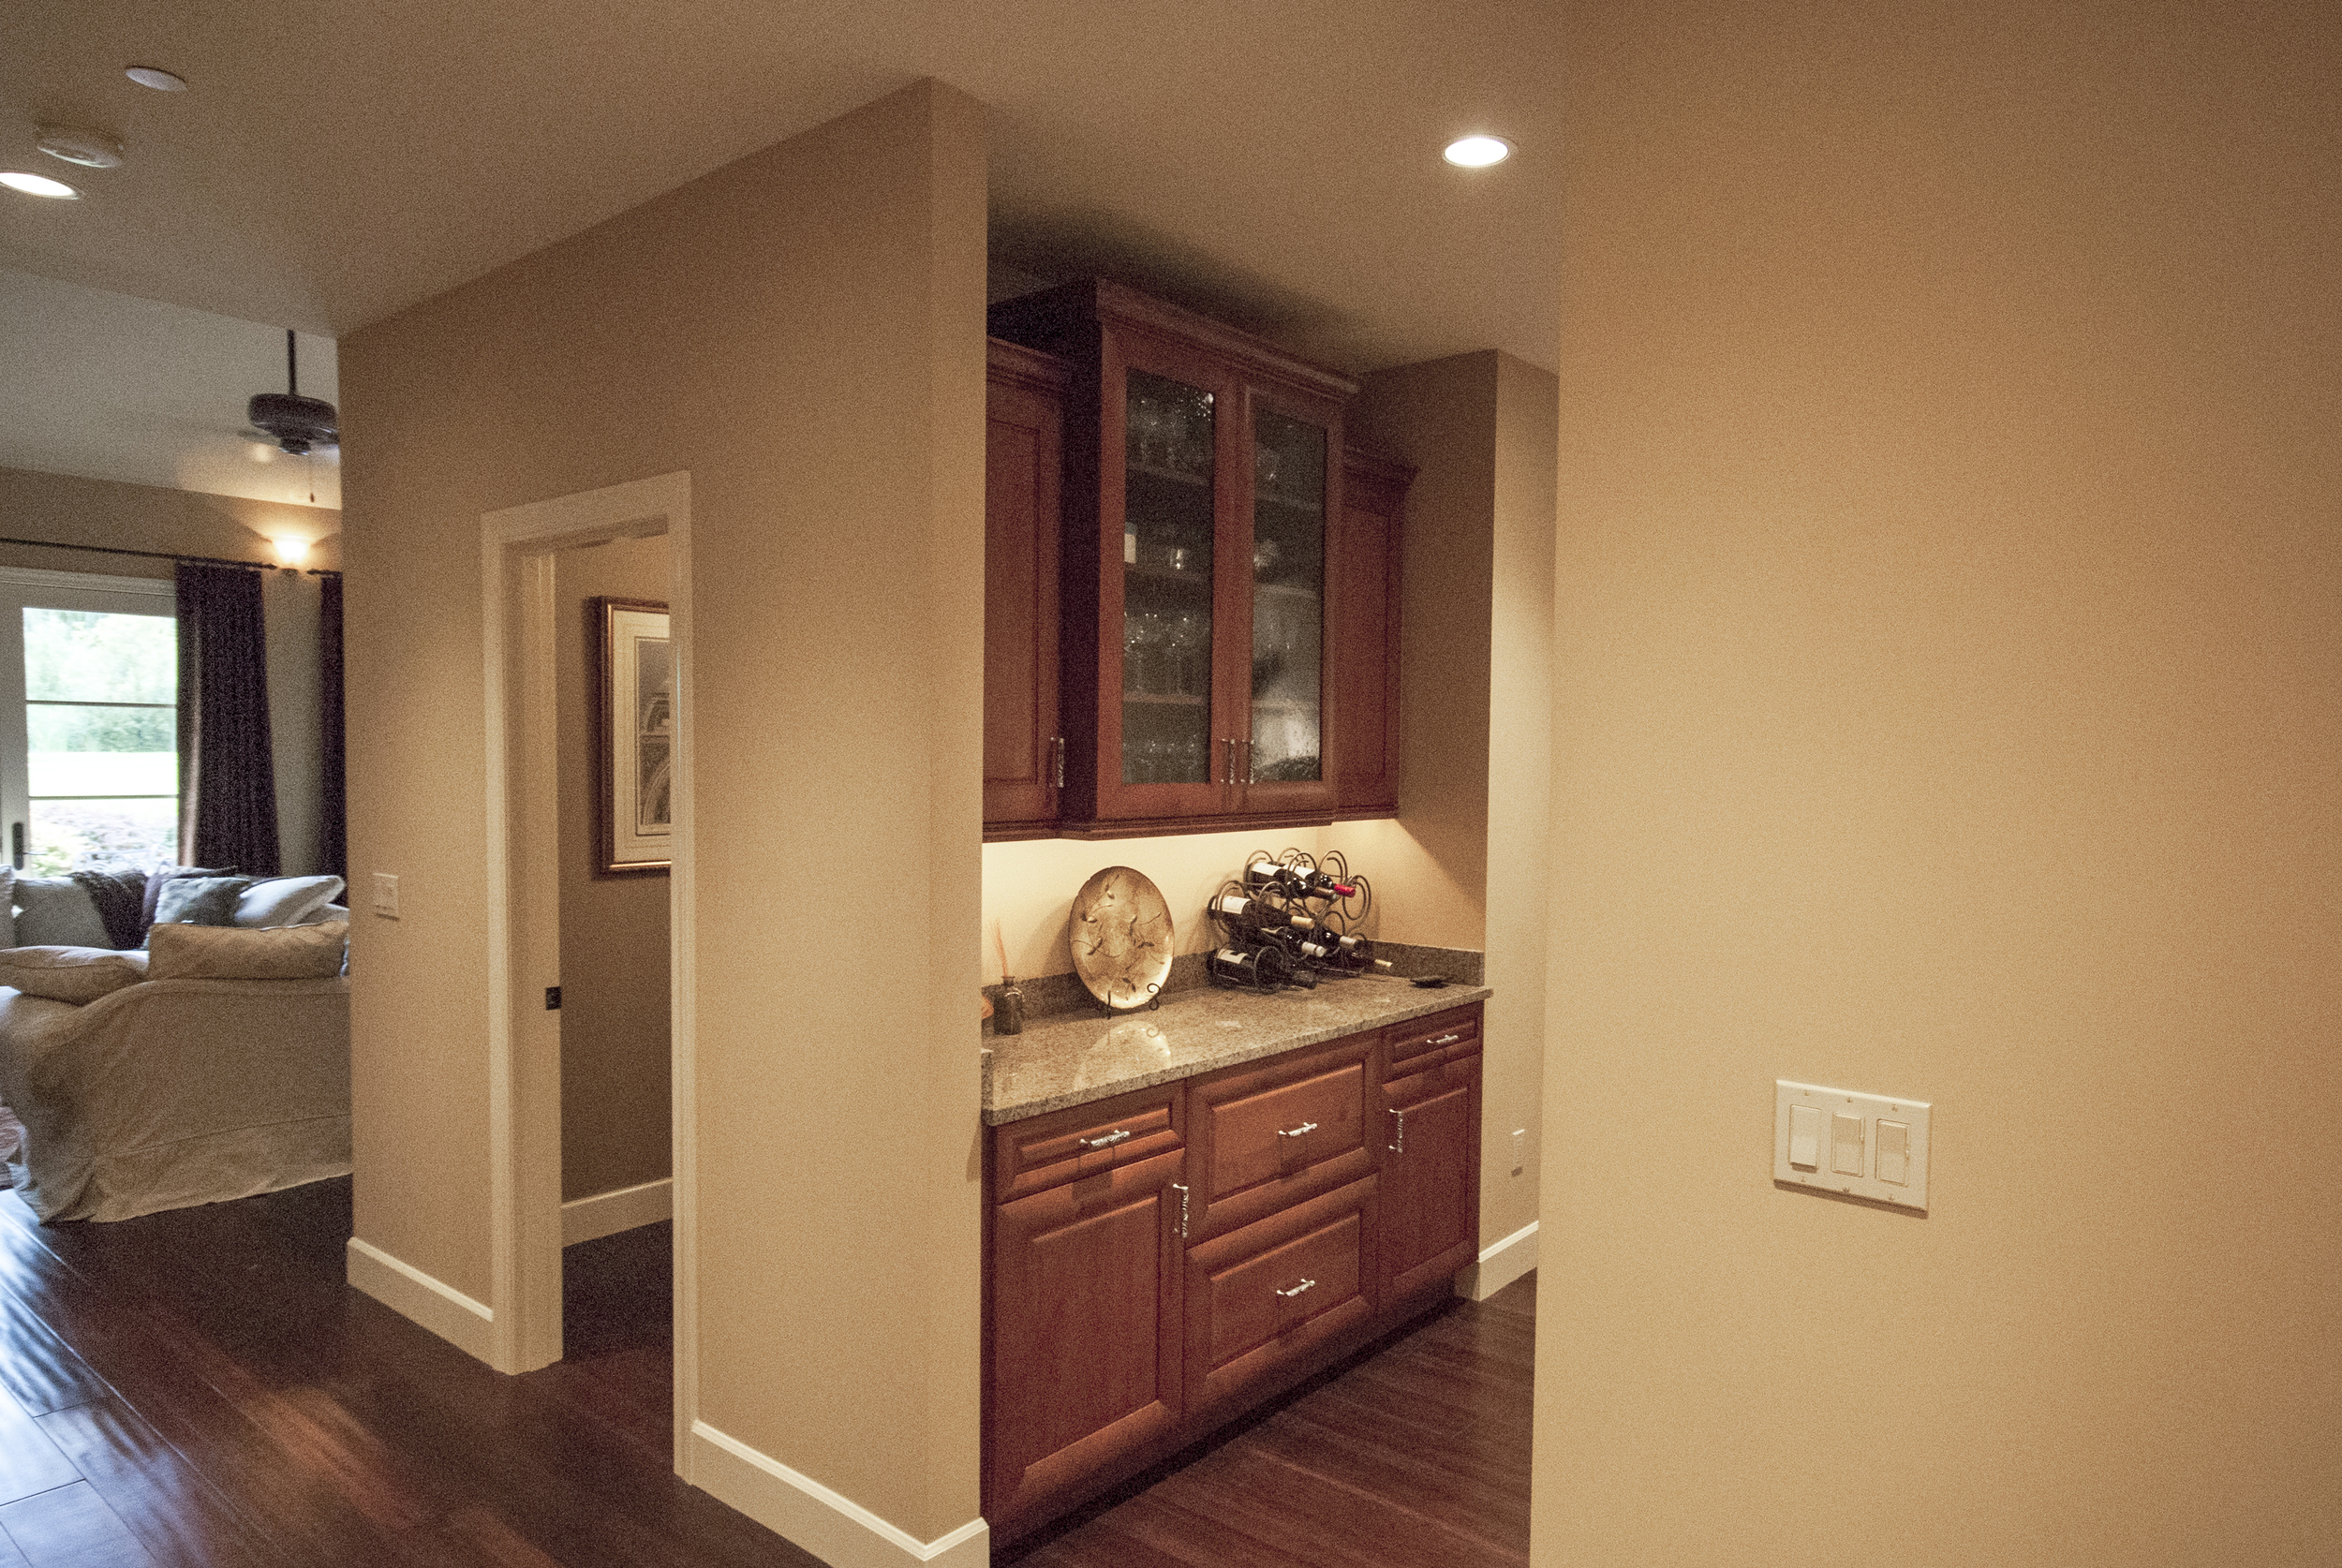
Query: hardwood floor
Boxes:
[{"xmin": 0, "ymin": 1174, "xmax": 1534, "ymax": 1568}]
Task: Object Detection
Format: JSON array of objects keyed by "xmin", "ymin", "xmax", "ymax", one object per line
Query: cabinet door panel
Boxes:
[
  {"xmin": 984, "ymin": 343, "xmax": 1065, "ymax": 836},
  {"xmin": 1184, "ymin": 1174, "xmax": 1378, "ymax": 1419},
  {"xmin": 1381, "ymin": 1058, "xmax": 1481, "ymax": 1305},
  {"xmin": 986, "ymin": 1146, "xmax": 1183, "ymax": 1532},
  {"xmin": 1187, "ymin": 1033, "xmax": 1371, "ymax": 1240},
  {"xmin": 1331, "ymin": 450, "xmax": 1408, "ymax": 816}
]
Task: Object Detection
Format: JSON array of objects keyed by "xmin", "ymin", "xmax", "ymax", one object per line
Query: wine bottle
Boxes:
[
  {"xmin": 1206, "ymin": 942, "xmax": 1293, "ymax": 992},
  {"xmin": 1289, "ymin": 867, "xmax": 1358, "ymax": 900},
  {"xmin": 1210, "ymin": 892, "xmax": 1316, "ymax": 932}
]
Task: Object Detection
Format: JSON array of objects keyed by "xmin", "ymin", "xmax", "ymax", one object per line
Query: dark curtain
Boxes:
[
  {"xmin": 175, "ymin": 562, "xmax": 280, "ymax": 876},
  {"xmin": 319, "ymin": 573, "xmax": 346, "ymax": 880}
]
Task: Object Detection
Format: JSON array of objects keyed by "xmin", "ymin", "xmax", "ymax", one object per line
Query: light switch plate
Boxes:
[
  {"xmin": 1774, "ymin": 1080, "xmax": 1930, "ymax": 1211},
  {"xmin": 371, "ymin": 872, "xmax": 399, "ymax": 919}
]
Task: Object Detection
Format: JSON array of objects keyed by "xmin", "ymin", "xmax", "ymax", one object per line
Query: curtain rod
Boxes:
[{"xmin": 0, "ymin": 535, "xmax": 340, "ymax": 577}]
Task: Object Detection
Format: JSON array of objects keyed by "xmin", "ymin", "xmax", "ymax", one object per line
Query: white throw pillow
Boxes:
[
  {"xmin": 234, "ymin": 875, "xmax": 347, "ymax": 929},
  {"xmin": 146, "ymin": 920, "xmax": 348, "ymax": 981},
  {"xmin": 11, "ymin": 877, "xmax": 110, "ymax": 948},
  {"xmin": 0, "ymin": 944, "xmax": 149, "ymax": 1003}
]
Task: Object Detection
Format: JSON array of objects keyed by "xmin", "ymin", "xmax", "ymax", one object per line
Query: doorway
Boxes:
[{"xmin": 479, "ymin": 472, "xmax": 698, "ymax": 1472}]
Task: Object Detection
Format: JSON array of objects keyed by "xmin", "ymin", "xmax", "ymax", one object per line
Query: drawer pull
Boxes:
[
  {"xmin": 1171, "ymin": 1182, "xmax": 1190, "ymax": 1239},
  {"xmin": 1388, "ymin": 1106, "xmax": 1407, "ymax": 1154},
  {"xmin": 1076, "ymin": 1129, "xmax": 1134, "ymax": 1151},
  {"xmin": 1275, "ymin": 1278, "xmax": 1318, "ymax": 1299},
  {"xmin": 1430, "ymin": 1032, "xmax": 1461, "ymax": 1046},
  {"xmin": 1275, "ymin": 1121, "xmax": 1319, "ymax": 1140}
]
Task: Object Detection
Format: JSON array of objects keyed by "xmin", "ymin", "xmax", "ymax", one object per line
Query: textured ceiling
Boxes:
[{"xmin": 2, "ymin": 0, "xmax": 1561, "ymax": 498}]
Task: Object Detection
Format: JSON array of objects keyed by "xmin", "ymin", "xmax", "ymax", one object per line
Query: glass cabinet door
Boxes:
[
  {"xmin": 1246, "ymin": 407, "xmax": 1327, "ymax": 785},
  {"xmin": 1120, "ymin": 370, "xmax": 1216, "ymax": 785}
]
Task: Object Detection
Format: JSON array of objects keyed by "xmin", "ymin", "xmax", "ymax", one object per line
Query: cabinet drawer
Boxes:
[
  {"xmin": 1184, "ymin": 1174, "xmax": 1377, "ymax": 1418},
  {"xmin": 992, "ymin": 1085, "xmax": 1184, "ymax": 1204},
  {"xmin": 1187, "ymin": 1034, "xmax": 1372, "ymax": 1240},
  {"xmin": 1386, "ymin": 1004, "xmax": 1480, "ymax": 1072}
]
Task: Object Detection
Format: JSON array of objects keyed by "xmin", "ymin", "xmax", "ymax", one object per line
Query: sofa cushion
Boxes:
[
  {"xmin": 13, "ymin": 877, "xmax": 111, "ymax": 948},
  {"xmin": 146, "ymin": 921, "xmax": 348, "ymax": 982},
  {"xmin": 153, "ymin": 876, "xmax": 256, "ymax": 929},
  {"xmin": 0, "ymin": 945, "xmax": 150, "ymax": 1003},
  {"xmin": 141, "ymin": 865, "xmax": 237, "ymax": 930},
  {"xmin": 235, "ymin": 876, "xmax": 346, "ymax": 929}
]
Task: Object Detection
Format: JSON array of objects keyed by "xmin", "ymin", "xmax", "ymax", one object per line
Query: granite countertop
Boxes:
[{"xmin": 981, "ymin": 975, "xmax": 1492, "ymax": 1126}]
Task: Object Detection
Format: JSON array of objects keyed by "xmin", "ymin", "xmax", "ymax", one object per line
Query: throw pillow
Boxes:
[
  {"xmin": 145, "ymin": 920, "xmax": 348, "ymax": 982},
  {"xmin": 234, "ymin": 875, "xmax": 347, "ymax": 929},
  {"xmin": 141, "ymin": 865, "xmax": 237, "ymax": 931},
  {"xmin": 12, "ymin": 877, "xmax": 112, "ymax": 949},
  {"xmin": 0, "ymin": 945, "xmax": 149, "ymax": 1003},
  {"xmin": 152, "ymin": 876, "xmax": 255, "ymax": 929}
]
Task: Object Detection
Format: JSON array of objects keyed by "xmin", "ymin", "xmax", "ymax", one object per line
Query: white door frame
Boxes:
[{"xmin": 478, "ymin": 474, "xmax": 697, "ymax": 1470}]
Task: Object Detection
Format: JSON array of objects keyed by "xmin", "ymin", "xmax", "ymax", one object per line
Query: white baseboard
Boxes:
[
  {"xmin": 689, "ymin": 1420, "xmax": 988, "ymax": 1568},
  {"xmin": 562, "ymin": 1177, "xmax": 674, "ymax": 1246},
  {"xmin": 346, "ymin": 1236, "xmax": 497, "ymax": 1365},
  {"xmin": 1455, "ymin": 1219, "xmax": 1539, "ymax": 1302}
]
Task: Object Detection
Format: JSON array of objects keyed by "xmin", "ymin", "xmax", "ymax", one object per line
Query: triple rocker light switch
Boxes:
[{"xmin": 1775, "ymin": 1080, "xmax": 1930, "ymax": 1212}]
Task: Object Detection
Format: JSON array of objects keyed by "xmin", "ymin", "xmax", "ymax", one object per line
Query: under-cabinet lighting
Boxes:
[
  {"xmin": 0, "ymin": 170, "xmax": 81, "ymax": 200},
  {"xmin": 1442, "ymin": 135, "xmax": 1512, "ymax": 169}
]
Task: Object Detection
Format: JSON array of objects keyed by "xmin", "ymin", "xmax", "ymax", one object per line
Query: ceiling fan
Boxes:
[{"xmin": 241, "ymin": 330, "xmax": 338, "ymax": 456}]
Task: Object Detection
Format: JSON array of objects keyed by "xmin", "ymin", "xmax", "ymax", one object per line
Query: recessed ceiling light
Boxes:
[
  {"xmin": 37, "ymin": 127, "xmax": 124, "ymax": 170},
  {"xmin": 0, "ymin": 170, "xmax": 81, "ymax": 200},
  {"xmin": 1443, "ymin": 135, "xmax": 1513, "ymax": 169},
  {"xmin": 126, "ymin": 65, "xmax": 188, "ymax": 91}
]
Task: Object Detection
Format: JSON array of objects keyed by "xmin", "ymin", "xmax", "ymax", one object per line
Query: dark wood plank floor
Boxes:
[{"xmin": 0, "ymin": 1170, "xmax": 1534, "ymax": 1568}]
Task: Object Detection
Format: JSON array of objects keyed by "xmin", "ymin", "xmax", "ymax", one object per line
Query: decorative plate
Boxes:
[{"xmin": 1069, "ymin": 865, "xmax": 1176, "ymax": 1012}]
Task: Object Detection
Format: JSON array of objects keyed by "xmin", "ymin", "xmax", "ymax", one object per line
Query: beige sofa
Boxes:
[
  {"xmin": 0, "ymin": 878, "xmax": 353, "ymax": 1222},
  {"xmin": 0, "ymin": 965, "xmax": 350, "ymax": 1221}
]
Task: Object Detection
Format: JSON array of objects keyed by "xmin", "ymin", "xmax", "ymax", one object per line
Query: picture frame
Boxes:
[{"xmin": 596, "ymin": 598, "xmax": 673, "ymax": 874}]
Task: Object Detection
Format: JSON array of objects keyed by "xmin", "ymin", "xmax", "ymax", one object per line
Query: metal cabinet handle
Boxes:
[
  {"xmin": 1222, "ymin": 737, "xmax": 1238, "ymax": 786},
  {"xmin": 1388, "ymin": 1107, "xmax": 1407, "ymax": 1154},
  {"xmin": 1431, "ymin": 1032, "xmax": 1461, "ymax": 1046},
  {"xmin": 1275, "ymin": 1278, "xmax": 1317, "ymax": 1299},
  {"xmin": 1243, "ymin": 738, "xmax": 1254, "ymax": 785},
  {"xmin": 1275, "ymin": 1121, "xmax": 1318, "ymax": 1140},
  {"xmin": 1051, "ymin": 735, "xmax": 1066, "ymax": 789},
  {"xmin": 1171, "ymin": 1182, "xmax": 1189, "ymax": 1239},
  {"xmin": 1077, "ymin": 1129, "xmax": 1133, "ymax": 1150}
]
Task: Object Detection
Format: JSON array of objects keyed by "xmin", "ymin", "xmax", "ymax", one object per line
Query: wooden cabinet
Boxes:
[
  {"xmin": 990, "ymin": 281, "xmax": 1394, "ymax": 838},
  {"xmin": 1379, "ymin": 1007, "xmax": 1483, "ymax": 1309},
  {"xmin": 984, "ymin": 1002, "xmax": 1482, "ymax": 1543},
  {"xmin": 984, "ymin": 1086, "xmax": 1186, "ymax": 1534},
  {"xmin": 983, "ymin": 339, "xmax": 1067, "ymax": 837},
  {"xmin": 1332, "ymin": 448, "xmax": 1410, "ymax": 817}
]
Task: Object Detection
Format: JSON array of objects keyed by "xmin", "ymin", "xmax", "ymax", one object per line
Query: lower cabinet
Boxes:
[{"xmin": 984, "ymin": 1002, "xmax": 1483, "ymax": 1543}]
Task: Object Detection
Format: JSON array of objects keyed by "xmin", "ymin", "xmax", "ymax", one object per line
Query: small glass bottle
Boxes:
[{"xmin": 997, "ymin": 977, "xmax": 1026, "ymax": 1036}]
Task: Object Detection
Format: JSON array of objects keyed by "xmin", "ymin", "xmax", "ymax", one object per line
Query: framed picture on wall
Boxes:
[{"xmin": 597, "ymin": 598, "xmax": 672, "ymax": 874}]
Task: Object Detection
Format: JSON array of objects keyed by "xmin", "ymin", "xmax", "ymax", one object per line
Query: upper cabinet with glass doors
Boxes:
[{"xmin": 990, "ymin": 282, "xmax": 1362, "ymax": 837}]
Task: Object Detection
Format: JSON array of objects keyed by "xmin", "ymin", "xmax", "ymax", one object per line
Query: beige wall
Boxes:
[
  {"xmin": 1539, "ymin": 4, "xmax": 2341, "ymax": 1564},
  {"xmin": 341, "ymin": 79, "xmax": 987, "ymax": 1544},
  {"xmin": 0, "ymin": 464, "xmax": 341, "ymax": 876},
  {"xmin": 555, "ymin": 535, "xmax": 671, "ymax": 1203},
  {"xmin": 1348, "ymin": 357, "xmax": 1498, "ymax": 951}
]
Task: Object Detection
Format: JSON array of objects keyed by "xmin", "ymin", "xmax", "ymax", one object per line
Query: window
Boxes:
[{"xmin": 0, "ymin": 570, "xmax": 178, "ymax": 873}]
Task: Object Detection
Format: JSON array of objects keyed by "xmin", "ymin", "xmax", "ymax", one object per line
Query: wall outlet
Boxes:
[
  {"xmin": 371, "ymin": 872, "xmax": 399, "ymax": 919},
  {"xmin": 1510, "ymin": 1128, "xmax": 1527, "ymax": 1176}
]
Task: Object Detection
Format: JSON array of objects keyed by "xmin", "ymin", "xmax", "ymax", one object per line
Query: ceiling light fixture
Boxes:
[
  {"xmin": 0, "ymin": 170, "xmax": 81, "ymax": 200},
  {"xmin": 1443, "ymin": 135, "xmax": 1512, "ymax": 169},
  {"xmin": 126, "ymin": 66, "xmax": 188, "ymax": 91},
  {"xmin": 37, "ymin": 127, "xmax": 125, "ymax": 170}
]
